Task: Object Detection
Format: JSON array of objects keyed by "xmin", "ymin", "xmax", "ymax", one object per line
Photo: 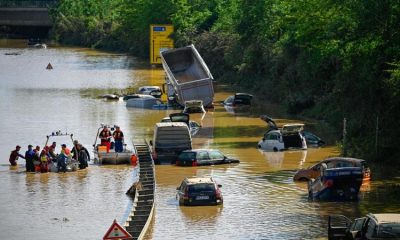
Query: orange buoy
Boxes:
[{"xmin": 130, "ymin": 154, "xmax": 138, "ymax": 166}]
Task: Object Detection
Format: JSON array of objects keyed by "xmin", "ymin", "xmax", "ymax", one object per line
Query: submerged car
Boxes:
[
  {"xmin": 294, "ymin": 157, "xmax": 371, "ymax": 182},
  {"xmin": 161, "ymin": 113, "xmax": 201, "ymax": 136},
  {"xmin": 223, "ymin": 93, "xmax": 253, "ymax": 106},
  {"xmin": 183, "ymin": 100, "xmax": 206, "ymax": 113},
  {"xmin": 176, "ymin": 177, "xmax": 223, "ymax": 206},
  {"xmin": 328, "ymin": 213, "xmax": 400, "ymax": 240},
  {"xmin": 176, "ymin": 149, "xmax": 240, "ymax": 166},
  {"xmin": 308, "ymin": 166, "xmax": 364, "ymax": 201},
  {"xmin": 137, "ymin": 86, "xmax": 162, "ymax": 98},
  {"xmin": 301, "ymin": 130, "xmax": 325, "ymax": 146},
  {"xmin": 258, "ymin": 123, "xmax": 307, "ymax": 151}
]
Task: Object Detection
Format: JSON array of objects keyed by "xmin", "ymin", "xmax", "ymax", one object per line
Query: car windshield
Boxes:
[
  {"xmin": 178, "ymin": 152, "xmax": 196, "ymax": 161},
  {"xmin": 188, "ymin": 183, "xmax": 215, "ymax": 193},
  {"xmin": 377, "ymin": 224, "xmax": 400, "ymax": 238}
]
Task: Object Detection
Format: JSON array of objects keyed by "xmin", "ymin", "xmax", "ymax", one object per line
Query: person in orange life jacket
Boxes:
[
  {"xmin": 99, "ymin": 126, "xmax": 112, "ymax": 152},
  {"xmin": 113, "ymin": 126, "xmax": 124, "ymax": 152},
  {"xmin": 9, "ymin": 145, "xmax": 24, "ymax": 166}
]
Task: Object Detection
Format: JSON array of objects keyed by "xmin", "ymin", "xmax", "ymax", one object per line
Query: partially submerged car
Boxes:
[
  {"xmin": 125, "ymin": 95, "xmax": 165, "ymax": 109},
  {"xmin": 176, "ymin": 177, "xmax": 223, "ymax": 206},
  {"xmin": 176, "ymin": 149, "xmax": 240, "ymax": 166},
  {"xmin": 183, "ymin": 100, "xmax": 206, "ymax": 113},
  {"xmin": 161, "ymin": 113, "xmax": 201, "ymax": 136},
  {"xmin": 294, "ymin": 157, "xmax": 371, "ymax": 182},
  {"xmin": 223, "ymin": 93, "xmax": 253, "ymax": 106},
  {"xmin": 301, "ymin": 130, "xmax": 325, "ymax": 146},
  {"xmin": 308, "ymin": 166, "xmax": 364, "ymax": 201},
  {"xmin": 137, "ymin": 86, "xmax": 162, "ymax": 98},
  {"xmin": 257, "ymin": 116, "xmax": 307, "ymax": 151},
  {"xmin": 328, "ymin": 213, "xmax": 400, "ymax": 240}
]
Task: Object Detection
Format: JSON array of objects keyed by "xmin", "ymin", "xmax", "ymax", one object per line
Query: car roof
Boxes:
[
  {"xmin": 369, "ymin": 214, "xmax": 400, "ymax": 224},
  {"xmin": 155, "ymin": 122, "xmax": 188, "ymax": 128},
  {"xmin": 184, "ymin": 177, "xmax": 215, "ymax": 184},
  {"xmin": 140, "ymin": 86, "xmax": 160, "ymax": 89},
  {"xmin": 322, "ymin": 157, "xmax": 365, "ymax": 164},
  {"xmin": 181, "ymin": 149, "xmax": 220, "ymax": 153}
]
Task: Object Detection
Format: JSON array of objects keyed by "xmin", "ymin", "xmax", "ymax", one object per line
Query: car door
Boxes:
[
  {"xmin": 208, "ymin": 150, "xmax": 225, "ymax": 164},
  {"xmin": 348, "ymin": 217, "xmax": 367, "ymax": 239}
]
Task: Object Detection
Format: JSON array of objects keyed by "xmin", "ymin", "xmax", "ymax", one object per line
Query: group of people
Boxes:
[
  {"xmin": 99, "ymin": 125, "xmax": 124, "ymax": 152},
  {"xmin": 9, "ymin": 140, "xmax": 90, "ymax": 173}
]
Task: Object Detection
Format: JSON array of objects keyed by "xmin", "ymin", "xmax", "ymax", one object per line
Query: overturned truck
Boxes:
[{"xmin": 160, "ymin": 44, "xmax": 214, "ymax": 108}]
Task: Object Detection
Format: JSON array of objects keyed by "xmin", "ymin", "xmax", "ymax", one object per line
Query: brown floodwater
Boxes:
[{"xmin": 0, "ymin": 39, "xmax": 399, "ymax": 240}]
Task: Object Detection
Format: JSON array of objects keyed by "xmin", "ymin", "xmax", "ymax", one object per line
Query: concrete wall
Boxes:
[{"xmin": 0, "ymin": 8, "xmax": 52, "ymax": 27}]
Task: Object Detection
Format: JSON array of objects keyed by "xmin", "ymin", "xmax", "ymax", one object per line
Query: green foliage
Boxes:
[{"xmin": 51, "ymin": 0, "xmax": 400, "ymax": 161}]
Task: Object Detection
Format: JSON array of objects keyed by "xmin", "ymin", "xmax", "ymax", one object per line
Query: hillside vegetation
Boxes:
[{"xmin": 51, "ymin": 0, "xmax": 400, "ymax": 162}]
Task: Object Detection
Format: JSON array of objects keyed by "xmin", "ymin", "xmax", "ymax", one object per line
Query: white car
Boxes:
[{"xmin": 257, "ymin": 116, "xmax": 307, "ymax": 151}]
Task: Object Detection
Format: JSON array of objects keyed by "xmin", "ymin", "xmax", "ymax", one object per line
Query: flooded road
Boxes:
[{"xmin": 1, "ymin": 39, "xmax": 399, "ymax": 240}]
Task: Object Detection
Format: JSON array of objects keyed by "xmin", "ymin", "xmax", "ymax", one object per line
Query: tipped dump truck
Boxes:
[{"xmin": 160, "ymin": 44, "xmax": 214, "ymax": 107}]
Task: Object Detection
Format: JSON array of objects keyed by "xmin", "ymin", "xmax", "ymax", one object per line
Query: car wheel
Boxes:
[
  {"xmin": 257, "ymin": 144, "xmax": 261, "ymax": 148},
  {"xmin": 298, "ymin": 177, "xmax": 309, "ymax": 181},
  {"xmin": 273, "ymin": 147, "xmax": 278, "ymax": 152}
]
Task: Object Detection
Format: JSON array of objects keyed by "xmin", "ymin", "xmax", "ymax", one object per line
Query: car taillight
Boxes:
[
  {"xmin": 192, "ymin": 161, "xmax": 197, "ymax": 166},
  {"xmin": 324, "ymin": 179, "xmax": 334, "ymax": 188},
  {"xmin": 216, "ymin": 187, "xmax": 222, "ymax": 198},
  {"xmin": 183, "ymin": 188, "xmax": 189, "ymax": 199}
]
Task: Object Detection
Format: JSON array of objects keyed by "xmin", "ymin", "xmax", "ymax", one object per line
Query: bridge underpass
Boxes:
[{"xmin": 0, "ymin": 0, "xmax": 56, "ymax": 38}]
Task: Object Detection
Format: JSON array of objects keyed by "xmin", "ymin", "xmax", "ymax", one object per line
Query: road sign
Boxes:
[
  {"xmin": 103, "ymin": 219, "xmax": 132, "ymax": 240},
  {"xmin": 150, "ymin": 24, "xmax": 174, "ymax": 65}
]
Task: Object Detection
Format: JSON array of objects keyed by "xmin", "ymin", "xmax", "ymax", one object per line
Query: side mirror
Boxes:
[
  {"xmin": 149, "ymin": 140, "xmax": 153, "ymax": 146},
  {"xmin": 262, "ymin": 138, "xmax": 265, "ymax": 141},
  {"xmin": 217, "ymin": 184, "xmax": 222, "ymax": 188}
]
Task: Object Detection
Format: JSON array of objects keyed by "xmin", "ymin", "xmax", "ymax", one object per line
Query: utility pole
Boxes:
[
  {"xmin": 343, "ymin": 118, "xmax": 347, "ymax": 157},
  {"xmin": 375, "ymin": 115, "xmax": 379, "ymax": 158}
]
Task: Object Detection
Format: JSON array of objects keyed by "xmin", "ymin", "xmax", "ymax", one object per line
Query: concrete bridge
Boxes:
[{"xmin": 0, "ymin": 0, "xmax": 56, "ymax": 37}]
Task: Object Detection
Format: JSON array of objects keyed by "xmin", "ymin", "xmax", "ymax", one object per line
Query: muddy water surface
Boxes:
[{"xmin": 0, "ymin": 40, "xmax": 399, "ymax": 240}]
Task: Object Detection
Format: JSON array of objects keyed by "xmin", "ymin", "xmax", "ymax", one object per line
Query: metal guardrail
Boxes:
[{"xmin": 0, "ymin": 0, "xmax": 57, "ymax": 8}]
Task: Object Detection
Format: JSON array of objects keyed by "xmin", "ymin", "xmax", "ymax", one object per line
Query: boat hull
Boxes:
[{"xmin": 95, "ymin": 151, "xmax": 132, "ymax": 164}]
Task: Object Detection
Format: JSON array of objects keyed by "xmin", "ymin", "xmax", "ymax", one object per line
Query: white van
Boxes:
[{"xmin": 152, "ymin": 122, "xmax": 192, "ymax": 164}]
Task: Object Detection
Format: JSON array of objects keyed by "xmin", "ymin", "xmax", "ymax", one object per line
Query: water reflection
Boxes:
[{"xmin": 1, "ymin": 41, "xmax": 400, "ymax": 240}]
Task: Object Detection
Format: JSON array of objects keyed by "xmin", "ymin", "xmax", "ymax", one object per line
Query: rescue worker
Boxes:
[
  {"xmin": 39, "ymin": 147, "xmax": 49, "ymax": 173},
  {"xmin": 71, "ymin": 140, "xmax": 79, "ymax": 161},
  {"xmin": 48, "ymin": 142, "xmax": 57, "ymax": 161},
  {"xmin": 113, "ymin": 126, "xmax": 124, "ymax": 152},
  {"xmin": 9, "ymin": 145, "xmax": 24, "ymax": 166},
  {"xmin": 57, "ymin": 144, "xmax": 69, "ymax": 173},
  {"xmin": 33, "ymin": 146, "xmax": 41, "ymax": 172},
  {"xmin": 24, "ymin": 145, "xmax": 35, "ymax": 172},
  {"xmin": 99, "ymin": 126, "xmax": 112, "ymax": 152},
  {"xmin": 77, "ymin": 144, "xmax": 89, "ymax": 169}
]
